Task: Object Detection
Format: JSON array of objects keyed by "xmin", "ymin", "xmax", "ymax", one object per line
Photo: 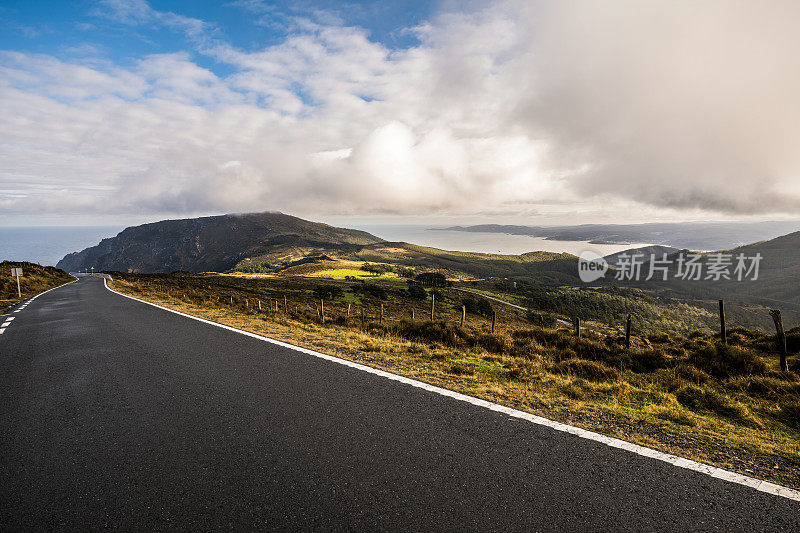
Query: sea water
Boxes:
[
  {"xmin": 0, "ymin": 226, "xmax": 124, "ymax": 266},
  {"xmin": 350, "ymin": 225, "xmax": 650, "ymax": 256}
]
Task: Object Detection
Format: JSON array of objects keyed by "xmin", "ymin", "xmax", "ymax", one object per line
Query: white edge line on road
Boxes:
[
  {"xmin": 102, "ymin": 277, "xmax": 800, "ymax": 503},
  {"xmin": 1, "ymin": 276, "xmax": 80, "ymax": 317}
]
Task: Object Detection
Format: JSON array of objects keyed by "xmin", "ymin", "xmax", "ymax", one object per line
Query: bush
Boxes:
[
  {"xmin": 463, "ymin": 297, "xmax": 493, "ymax": 318},
  {"xmin": 313, "ymin": 285, "xmax": 344, "ymax": 300},
  {"xmin": 406, "ymin": 283, "xmax": 427, "ymax": 301},
  {"xmin": 361, "ymin": 263, "xmax": 393, "ymax": 275},
  {"xmin": 351, "ymin": 283, "xmax": 387, "ymax": 300},
  {"xmin": 416, "ymin": 272, "xmax": 448, "ymax": 287},
  {"xmin": 779, "ymin": 401, "xmax": 800, "ymax": 429},
  {"xmin": 395, "ymin": 320, "xmax": 469, "ymax": 348},
  {"xmin": 632, "ymin": 348, "xmax": 672, "ymax": 373},
  {"xmin": 688, "ymin": 344, "xmax": 767, "ymax": 379},
  {"xmin": 476, "ymin": 333, "xmax": 512, "ymax": 354},
  {"xmin": 786, "ymin": 327, "xmax": 800, "ymax": 353},
  {"xmin": 676, "ymin": 385, "xmax": 751, "ymax": 422}
]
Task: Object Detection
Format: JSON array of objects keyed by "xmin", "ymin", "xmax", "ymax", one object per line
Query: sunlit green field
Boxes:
[{"xmin": 309, "ymin": 268, "xmax": 399, "ymax": 280}]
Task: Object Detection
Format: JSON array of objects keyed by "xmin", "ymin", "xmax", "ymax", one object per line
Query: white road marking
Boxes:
[
  {"xmin": 0, "ymin": 328, "xmax": 5, "ymax": 334},
  {"xmin": 102, "ymin": 278, "xmax": 800, "ymax": 502},
  {"xmin": 2, "ymin": 322, "xmax": 11, "ymax": 328},
  {"xmin": 1, "ymin": 279, "xmax": 77, "ymax": 331}
]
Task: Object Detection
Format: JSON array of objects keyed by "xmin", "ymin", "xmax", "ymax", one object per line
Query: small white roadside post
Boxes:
[{"xmin": 11, "ymin": 267, "xmax": 23, "ymax": 298}]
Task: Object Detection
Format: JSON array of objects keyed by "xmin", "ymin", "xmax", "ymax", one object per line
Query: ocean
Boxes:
[
  {"xmin": 0, "ymin": 226, "xmax": 124, "ymax": 267},
  {"xmin": 0, "ymin": 224, "xmax": 646, "ymax": 267},
  {"xmin": 351, "ymin": 225, "xmax": 649, "ymax": 257}
]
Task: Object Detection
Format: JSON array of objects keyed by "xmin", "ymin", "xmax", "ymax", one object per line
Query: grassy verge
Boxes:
[
  {"xmin": 1, "ymin": 261, "xmax": 74, "ymax": 314},
  {"xmin": 110, "ymin": 272, "xmax": 800, "ymax": 489}
]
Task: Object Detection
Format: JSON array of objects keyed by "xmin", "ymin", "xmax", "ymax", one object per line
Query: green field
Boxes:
[{"xmin": 308, "ymin": 268, "xmax": 399, "ymax": 281}]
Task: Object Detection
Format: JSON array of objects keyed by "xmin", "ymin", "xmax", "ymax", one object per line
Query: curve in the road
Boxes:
[{"xmin": 1, "ymin": 276, "xmax": 798, "ymax": 531}]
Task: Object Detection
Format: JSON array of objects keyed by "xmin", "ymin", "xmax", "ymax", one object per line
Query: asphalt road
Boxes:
[{"xmin": 1, "ymin": 276, "xmax": 798, "ymax": 531}]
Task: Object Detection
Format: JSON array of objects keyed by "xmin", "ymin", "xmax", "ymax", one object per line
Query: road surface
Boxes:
[{"xmin": 1, "ymin": 276, "xmax": 798, "ymax": 531}]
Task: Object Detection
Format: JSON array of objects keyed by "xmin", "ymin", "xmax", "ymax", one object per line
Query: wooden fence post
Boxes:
[
  {"xmin": 491, "ymin": 311, "xmax": 496, "ymax": 334},
  {"xmin": 430, "ymin": 293, "xmax": 435, "ymax": 321},
  {"xmin": 461, "ymin": 305, "xmax": 465, "ymax": 328},
  {"xmin": 258, "ymin": 299, "xmax": 261, "ymax": 311},
  {"xmin": 625, "ymin": 315, "xmax": 632, "ymax": 349},
  {"xmin": 284, "ymin": 295, "xmax": 288, "ymax": 313},
  {"xmin": 770, "ymin": 310, "xmax": 790, "ymax": 372},
  {"xmin": 574, "ymin": 317, "xmax": 581, "ymax": 339},
  {"xmin": 380, "ymin": 303, "xmax": 384, "ymax": 324},
  {"xmin": 320, "ymin": 299, "xmax": 325, "ymax": 323},
  {"xmin": 347, "ymin": 303, "xmax": 351, "ymax": 317},
  {"xmin": 411, "ymin": 307, "xmax": 415, "ymax": 320},
  {"xmin": 719, "ymin": 299, "xmax": 727, "ymax": 344}
]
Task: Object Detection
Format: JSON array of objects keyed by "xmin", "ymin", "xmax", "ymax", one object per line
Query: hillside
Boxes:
[
  {"xmin": 597, "ymin": 232, "xmax": 800, "ymax": 329},
  {"xmin": 57, "ymin": 212, "xmax": 384, "ymax": 273},
  {"xmin": 1, "ymin": 261, "xmax": 73, "ymax": 311},
  {"xmin": 604, "ymin": 245, "xmax": 680, "ymax": 264}
]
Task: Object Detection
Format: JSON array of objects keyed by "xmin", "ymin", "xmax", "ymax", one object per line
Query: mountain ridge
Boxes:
[{"xmin": 56, "ymin": 212, "xmax": 384, "ymax": 273}]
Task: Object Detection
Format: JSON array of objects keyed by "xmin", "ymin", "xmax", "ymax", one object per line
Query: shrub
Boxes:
[
  {"xmin": 463, "ymin": 297, "xmax": 493, "ymax": 318},
  {"xmin": 351, "ymin": 283, "xmax": 387, "ymax": 300},
  {"xmin": 476, "ymin": 333, "xmax": 512, "ymax": 354},
  {"xmin": 779, "ymin": 401, "xmax": 800, "ymax": 429},
  {"xmin": 631, "ymin": 348, "xmax": 672, "ymax": 373},
  {"xmin": 406, "ymin": 283, "xmax": 427, "ymax": 301},
  {"xmin": 395, "ymin": 320, "xmax": 468, "ymax": 348},
  {"xmin": 676, "ymin": 385, "xmax": 751, "ymax": 422},
  {"xmin": 675, "ymin": 363, "xmax": 711, "ymax": 384},
  {"xmin": 361, "ymin": 263, "xmax": 393, "ymax": 275},
  {"xmin": 416, "ymin": 272, "xmax": 448, "ymax": 287},
  {"xmin": 786, "ymin": 327, "xmax": 800, "ymax": 353},
  {"xmin": 313, "ymin": 285, "xmax": 344, "ymax": 300},
  {"xmin": 732, "ymin": 376, "xmax": 800, "ymax": 400},
  {"xmin": 688, "ymin": 344, "xmax": 767, "ymax": 379}
]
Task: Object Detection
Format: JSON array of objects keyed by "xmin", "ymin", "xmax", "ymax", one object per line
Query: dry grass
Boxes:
[{"xmin": 110, "ymin": 272, "xmax": 800, "ymax": 490}]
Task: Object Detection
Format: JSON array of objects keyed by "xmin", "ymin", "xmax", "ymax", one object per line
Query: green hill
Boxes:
[
  {"xmin": 56, "ymin": 212, "xmax": 384, "ymax": 273},
  {"xmin": 598, "ymin": 232, "xmax": 800, "ymax": 329}
]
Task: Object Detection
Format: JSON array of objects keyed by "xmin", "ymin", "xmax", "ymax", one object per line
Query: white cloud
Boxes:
[
  {"xmin": 2, "ymin": 0, "xmax": 800, "ymax": 222},
  {"xmin": 94, "ymin": 0, "xmax": 209, "ymax": 39}
]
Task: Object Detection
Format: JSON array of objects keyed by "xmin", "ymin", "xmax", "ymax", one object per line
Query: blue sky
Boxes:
[
  {"xmin": 1, "ymin": 0, "xmax": 799, "ymax": 227},
  {"xmin": 0, "ymin": 1, "xmax": 431, "ymax": 73}
]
